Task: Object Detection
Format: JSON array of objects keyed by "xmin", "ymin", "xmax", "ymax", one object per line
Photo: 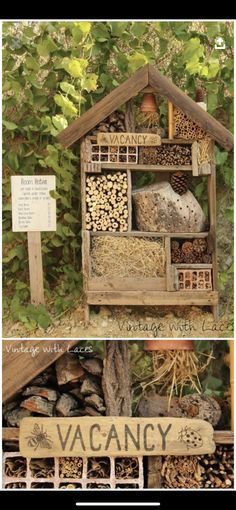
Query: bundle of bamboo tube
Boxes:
[{"xmin": 85, "ymin": 172, "xmax": 128, "ymax": 232}]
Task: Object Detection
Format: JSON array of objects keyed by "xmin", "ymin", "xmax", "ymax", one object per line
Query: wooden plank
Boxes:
[
  {"xmin": 91, "ymin": 231, "xmax": 209, "ymax": 238},
  {"xmin": 58, "ymin": 65, "xmax": 149, "ymax": 148},
  {"xmin": 125, "ymin": 99, "xmax": 136, "ymax": 132},
  {"xmin": 4, "ymin": 428, "xmax": 233, "ymax": 446},
  {"xmin": 207, "ymin": 165, "xmax": 217, "ymax": 292},
  {"xmin": 84, "ymin": 162, "xmax": 102, "ymax": 173},
  {"xmin": 165, "ymin": 237, "xmax": 172, "ymax": 291},
  {"xmin": 19, "ymin": 417, "xmax": 215, "ymax": 458},
  {"xmin": 27, "ymin": 232, "xmax": 44, "ymax": 306},
  {"xmin": 214, "ymin": 431, "xmax": 234, "ymax": 444},
  {"xmin": 97, "ymin": 132, "xmax": 161, "ymax": 146},
  {"xmin": 147, "ymin": 457, "xmax": 162, "ymax": 488},
  {"xmin": 87, "ymin": 277, "xmax": 166, "ymax": 292},
  {"xmin": 2, "ymin": 428, "xmax": 20, "ymax": 442},
  {"xmin": 101, "ymin": 163, "xmax": 192, "ymax": 172},
  {"xmin": 127, "ymin": 169, "xmax": 132, "ymax": 232},
  {"xmin": 168, "ymin": 101, "xmax": 174, "ymax": 139},
  {"xmin": 2, "ymin": 340, "xmax": 79, "ymax": 403},
  {"xmin": 173, "ymin": 264, "xmax": 213, "ymax": 269},
  {"xmin": 192, "ymin": 141, "xmax": 199, "ymax": 176},
  {"xmin": 89, "ymin": 136, "xmax": 193, "ymax": 145},
  {"xmin": 148, "ymin": 64, "xmax": 233, "ymax": 151},
  {"xmin": 87, "ymin": 290, "xmax": 218, "ymax": 306},
  {"xmin": 199, "ymin": 163, "xmax": 211, "ymax": 175}
]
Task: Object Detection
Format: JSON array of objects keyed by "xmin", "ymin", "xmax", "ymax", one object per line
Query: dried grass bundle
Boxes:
[
  {"xmin": 91, "ymin": 236, "xmax": 166, "ymax": 278},
  {"xmin": 141, "ymin": 350, "xmax": 213, "ymax": 406}
]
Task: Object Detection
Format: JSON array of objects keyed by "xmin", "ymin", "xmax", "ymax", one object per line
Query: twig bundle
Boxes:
[
  {"xmin": 86, "ymin": 172, "xmax": 128, "ymax": 232},
  {"xmin": 91, "ymin": 236, "xmax": 166, "ymax": 278}
]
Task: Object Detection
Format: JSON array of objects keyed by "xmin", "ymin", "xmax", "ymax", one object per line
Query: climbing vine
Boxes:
[{"xmin": 2, "ymin": 21, "xmax": 233, "ymax": 329}]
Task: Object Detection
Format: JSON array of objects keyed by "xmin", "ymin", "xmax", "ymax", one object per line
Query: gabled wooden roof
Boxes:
[{"xmin": 58, "ymin": 64, "xmax": 233, "ymax": 151}]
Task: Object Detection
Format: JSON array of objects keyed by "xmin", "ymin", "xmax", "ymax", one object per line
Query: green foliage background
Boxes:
[{"xmin": 2, "ymin": 21, "xmax": 234, "ymax": 330}]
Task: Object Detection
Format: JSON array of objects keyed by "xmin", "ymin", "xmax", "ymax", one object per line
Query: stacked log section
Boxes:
[
  {"xmin": 89, "ymin": 111, "xmax": 125, "ymax": 135},
  {"xmin": 3, "ymin": 351, "xmax": 105, "ymax": 426},
  {"xmin": 85, "ymin": 172, "xmax": 128, "ymax": 232},
  {"xmin": 139, "ymin": 144, "xmax": 192, "ymax": 165}
]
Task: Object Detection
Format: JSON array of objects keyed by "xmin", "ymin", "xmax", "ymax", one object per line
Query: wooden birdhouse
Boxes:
[{"xmin": 58, "ymin": 64, "xmax": 233, "ymax": 323}]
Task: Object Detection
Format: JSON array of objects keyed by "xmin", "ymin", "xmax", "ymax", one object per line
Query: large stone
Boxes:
[{"xmin": 132, "ymin": 181, "xmax": 207, "ymax": 232}]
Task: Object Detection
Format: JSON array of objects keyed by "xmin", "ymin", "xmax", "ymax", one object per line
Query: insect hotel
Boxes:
[
  {"xmin": 2, "ymin": 340, "xmax": 234, "ymax": 490},
  {"xmin": 58, "ymin": 64, "xmax": 233, "ymax": 322}
]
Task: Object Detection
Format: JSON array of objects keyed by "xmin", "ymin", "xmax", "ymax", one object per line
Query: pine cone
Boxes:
[
  {"xmin": 170, "ymin": 172, "xmax": 189, "ymax": 195},
  {"xmin": 195, "ymin": 88, "xmax": 205, "ymax": 103},
  {"xmin": 183, "ymin": 252, "xmax": 196, "ymax": 264},
  {"xmin": 202, "ymin": 253, "xmax": 212, "ymax": 264},
  {"xmin": 182, "ymin": 241, "xmax": 194, "ymax": 255},
  {"xmin": 171, "ymin": 240, "xmax": 180, "ymax": 251},
  {"xmin": 171, "ymin": 248, "xmax": 183, "ymax": 264},
  {"xmin": 193, "ymin": 238, "xmax": 207, "ymax": 253}
]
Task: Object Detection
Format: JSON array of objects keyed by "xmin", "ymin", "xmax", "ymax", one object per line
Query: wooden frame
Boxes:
[{"xmin": 81, "ymin": 136, "xmax": 219, "ymax": 322}]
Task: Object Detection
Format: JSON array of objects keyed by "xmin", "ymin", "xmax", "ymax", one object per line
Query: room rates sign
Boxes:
[{"xmin": 19, "ymin": 417, "xmax": 215, "ymax": 458}]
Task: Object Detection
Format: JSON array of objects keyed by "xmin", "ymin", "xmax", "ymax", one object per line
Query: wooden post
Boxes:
[
  {"xmin": 27, "ymin": 232, "xmax": 44, "ymax": 305},
  {"xmin": 168, "ymin": 101, "xmax": 174, "ymax": 139},
  {"xmin": 230, "ymin": 340, "xmax": 234, "ymax": 430},
  {"xmin": 207, "ymin": 163, "xmax": 219, "ymax": 321},
  {"xmin": 81, "ymin": 138, "xmax": 90, "ymax": 324}
]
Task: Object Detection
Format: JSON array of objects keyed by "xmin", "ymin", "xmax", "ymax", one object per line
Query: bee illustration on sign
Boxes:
[
  {"xmin": 26, "ymin": 424, "xmax": 53, "ymax": 451},
  {"xmin": 178, "ymin": 426, "xmax": 203, "ymax": 449}
]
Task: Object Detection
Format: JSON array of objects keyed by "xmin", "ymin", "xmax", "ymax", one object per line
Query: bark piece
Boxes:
[
  {"xmin": 84, "ymin": 394, "xmax": 106, "ymax": 412},
  {"xmin": 5, "ymin": 408, "xmax": 32, "ymax": 427},
  {"xmin": 132, "ymin": 181, "xmax": 206, "ymax": 233},
  {"xmin": 102, "ymin": 340, "xmax": 132, "ymax": 416},
  {"xmin": 55, "ymin": 353, "xmax": 85, "ymax": 386},
  {"xmin": 80, "ymin": 376, "xmax": 103, "ymax": 397},
  {"xmin": 69, "ymin": 387, "xmax": 84, "ymax": 402},
  {"xmin": 84, "ymin": 406, "xmax": 103, "ymax": 416},
  {"xmin": 179, "ymin": 394, "xmax": 221, "ymax": 427},
  {"xmin": 22, "ymin": 386, "xmax": 58, "ymax": 402},
  {"xmin": 138, "ymin": 393, "xmax": 183, "ymax": 418},
  {"xmin": 20, "ymin": 396, "xmax": 55, "ymax": 416},
  {"xmin": 31, "ymin": 367, "xmax": 56, "ymax": 386},
  {"xmin": 138, "ymin": 392, "xmax": 221, "ymax": 427},
  {"xmin": 56, "ymin": 394, "xmax": 80, "ymax": 417},
  {"xmin": 80, "ymin": 358, "xmax": 103, "ymax": 377}
]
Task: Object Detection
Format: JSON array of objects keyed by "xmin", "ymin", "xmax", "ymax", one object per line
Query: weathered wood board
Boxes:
[
  {"xmin": 2, "ymin": 340, "xmax": 80, "ymax": 403},
  {"xmin": 97, "ymin": 132, "xmax": 161, "ymax": 146},
  {"xmin": 19, "ymin": 417, "xmax": 215, "ymax": 458}
]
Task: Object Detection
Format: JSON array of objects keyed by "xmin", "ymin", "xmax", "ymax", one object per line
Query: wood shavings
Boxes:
[
  {"xmin": 87, "ymin": 457, "xmax": 110, "ymax": 478},
  {"xmin": 5, "ymin": 456, "xmax": 26, "ymax": 478},
  {"xmin": 91, "ymin": 236, "xmax": 166, "ymax": 278},
  {"xmin": 198, "ymin": 136, "xmax": 214, "ymax": 165},
  {"xmin": 29, "ymin": 458, "xmax": 54, "ymax": 478},
  {"xmin": 115, "ymin": 458, "xmax": 139, "ymax": 479}
]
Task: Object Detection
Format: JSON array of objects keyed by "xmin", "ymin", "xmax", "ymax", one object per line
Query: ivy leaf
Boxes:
[
  {"xmin": 3, "ymin": 120, "xmax": 18, "ymax": 130},
  {"xmin": 64, "ymin": 212, "xmax": 79, "ymax": 224},
  {"xmin": 76, "ymin": 22, "xmax": 92, "ymax": 34},
  {"xmin": 207, "ymin": 58, "xmax": 220, "ymax": 78},
  {"xmin": 52, "ymin": 114, "xmax": 68, "ymax": 132},
  {"xmin": 82, "ymin": 73, "xmax": 98, "ymax": 92},
  {"xmin": 54, "ymin": 94, "xmax": 78, "ymax": 117},
  {"xmin": 131, "ymin": 22, "xmax": 147, "ymax": 37},
  {"xmin": 182, "ymin": 38, "xmax": 204, "ymax": 63},
  {"xmin": 127, "ymin": 52, "xmax": 148, "ymax": 73},
  {"xmin": 25, "ymin": 56, "xmax": 40, "ymax": 71},
  {"xmin": 38, "ymin": 313, "xmax": 51, "ymax": 329},
  {"xmin": 66, "ymin": 58, "xmax": 88, "ymax": 78},
  {"xmin": 109, "ymin": 22, "xmax": 129, "ymax": 36},
  {"xmin": 60, "ymin": 81, "xmax": 80, "ymax": 100},
  {"xmin": 37, "ymin": 36, "xmax": 58, "ymax": 57}
]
